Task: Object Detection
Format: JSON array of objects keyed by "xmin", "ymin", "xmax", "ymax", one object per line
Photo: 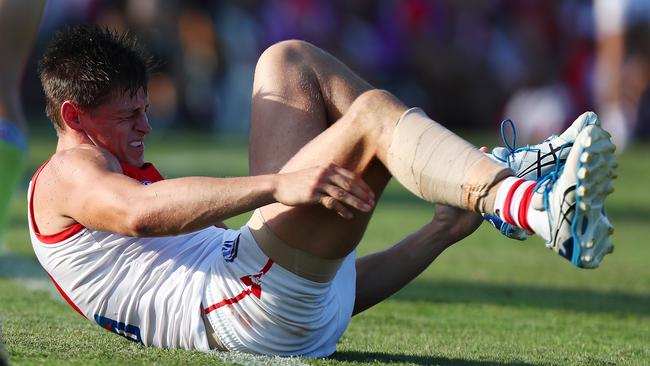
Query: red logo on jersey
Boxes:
[
  {"xmin": 240, "ymin": 273, "xmax": 263, "ymax": 299},
  {"xmin": 202, "ymin": 259, "xmax": 274, "ymax": 314}
]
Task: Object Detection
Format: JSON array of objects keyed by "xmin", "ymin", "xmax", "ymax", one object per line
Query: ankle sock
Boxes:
[{"xmin": 493, "ymin": 177, "xmax": 551, "ymax": 241}]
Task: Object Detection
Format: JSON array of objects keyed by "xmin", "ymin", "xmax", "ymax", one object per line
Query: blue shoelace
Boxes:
[{"xmin": 485, "ymin": 119, "xmax": 572, "ymax": 239}]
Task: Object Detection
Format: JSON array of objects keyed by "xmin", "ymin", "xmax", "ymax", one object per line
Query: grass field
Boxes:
[{"xmin": 1, "ymin": 128, "xmax": 649, "ymax": 365}]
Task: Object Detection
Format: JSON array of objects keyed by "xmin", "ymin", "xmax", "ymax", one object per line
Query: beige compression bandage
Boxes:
[{"xmin": 387, "ymin": 108, "xmax": 513, "ymax": 212}]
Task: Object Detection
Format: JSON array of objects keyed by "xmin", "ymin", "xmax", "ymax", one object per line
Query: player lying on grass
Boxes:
[{"xmin": 29, "ymin": 26, "xmax": 617, "ymax": 356}]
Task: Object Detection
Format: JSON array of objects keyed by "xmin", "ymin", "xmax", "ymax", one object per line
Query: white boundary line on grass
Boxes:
[{"xmin": 211, "ymin": 351, "xmax": 310, "ymax": 366}]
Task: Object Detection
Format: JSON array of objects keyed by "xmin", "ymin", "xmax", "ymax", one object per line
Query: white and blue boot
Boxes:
[
  {"xmin": 483, "ymin": 112, "xmax": 601, "ymax": 240},
  {"xmin": 533, "ymin": 123, "xmax": 617, "ymax": 268}
]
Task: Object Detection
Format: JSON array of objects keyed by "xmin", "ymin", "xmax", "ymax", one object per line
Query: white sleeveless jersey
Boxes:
[{"xmin": 28, "ymin": 160, "xmax": 224, "ymax": 350}]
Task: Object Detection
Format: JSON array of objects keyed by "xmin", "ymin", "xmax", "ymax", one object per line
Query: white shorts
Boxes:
[{"xmin": 202, "ymin": 225, "xmax": 356, "ymax": 357}]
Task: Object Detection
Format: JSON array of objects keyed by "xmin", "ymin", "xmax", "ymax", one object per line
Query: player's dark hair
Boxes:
[{"xmin": 38, "ymin": 25, "xmax": 154, "ymax": 131}]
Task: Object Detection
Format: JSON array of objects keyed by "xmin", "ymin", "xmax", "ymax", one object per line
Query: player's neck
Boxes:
[{"xmin": 55, "ymin": 130, "xmax": 93, "ymax": 153}]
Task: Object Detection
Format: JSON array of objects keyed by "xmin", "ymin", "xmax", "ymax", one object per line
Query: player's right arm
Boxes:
[{"xmin": 41, "ymin": 146, "xmax": 374, "ymax": 237}]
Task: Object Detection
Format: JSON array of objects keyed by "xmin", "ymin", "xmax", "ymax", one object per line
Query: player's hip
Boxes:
[{"xmin": 201, "ymin": 223, "xmax": 356, "ymax": 356}]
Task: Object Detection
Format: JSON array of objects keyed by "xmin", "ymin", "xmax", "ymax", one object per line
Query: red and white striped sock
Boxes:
[{"xmin": 493, "ymin": 177, "xmax": 551, "ymax": 241}]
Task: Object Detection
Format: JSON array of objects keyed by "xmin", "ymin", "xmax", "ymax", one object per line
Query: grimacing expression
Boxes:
[{"xmin": 78, "ymin": 88, "xmax": 151, "ymax": 167}]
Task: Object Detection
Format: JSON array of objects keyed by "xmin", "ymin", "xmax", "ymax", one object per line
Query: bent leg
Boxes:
[
  {"xmin": 250, "ymin": 40, "xmax": 401, "ymax": 259},
  {"xmin": 250, "ymin": 40, "xmax": 512, "ymax": 261},
  {"xmin": 250, "ymin": 39, "xmax": 373, "ymax": 175},
  {"xmin": 257, "ymin": 89, "xmax": 405, "ymax": 259}
]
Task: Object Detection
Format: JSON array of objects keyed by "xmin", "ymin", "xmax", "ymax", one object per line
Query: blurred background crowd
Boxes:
[{"xmin": 18, "ymin": 0, "xmax": 650, "ymax": 148}]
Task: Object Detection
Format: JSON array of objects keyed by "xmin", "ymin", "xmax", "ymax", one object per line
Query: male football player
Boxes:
[{"xmin": 30, "ymin": 26, "xmax": 616, "ymax": 356}]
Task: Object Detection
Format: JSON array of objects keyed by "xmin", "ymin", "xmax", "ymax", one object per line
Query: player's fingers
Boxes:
[
  {"xmin": 321, "ymin": 184, "xmax": 372, "ymax": 213},
  {"xmin": 319, "ymin": 195, "xmax": 353, "ymax": 219},
  {"xmin": 479, "ymin": 146, "xmax": 489, "ymax": 153},
  {"xmin": 330, "ymin": 166, "xmax": 375, "ymax": 199},
  {"xmin": 328, "ymin": 173, "xmax": 374, "ymax": 205}
]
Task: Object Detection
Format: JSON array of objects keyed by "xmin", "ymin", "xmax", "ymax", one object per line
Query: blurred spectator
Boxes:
[
  {"xmin": 595, "ymin": 0, "xmax": 650, "ymax": 150},
  {"xmin": 594, "ymin": 0, "xmax": 629, "ymax": 150},
  {"xmin": 176, "ymin": 2, "xmax": 220, "ymax": 130},
  {"xmin": 19, "ymin": 0, "xmax": 649, "ymax": 143},
  {"xmin": 213, "ymin": 0, "xmax": 260, "ymax": 134}
]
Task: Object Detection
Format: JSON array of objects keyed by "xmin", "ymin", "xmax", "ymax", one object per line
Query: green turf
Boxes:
[{"xmin": 1, "ymin": 128, "xmax": 649, "ymax": 365}]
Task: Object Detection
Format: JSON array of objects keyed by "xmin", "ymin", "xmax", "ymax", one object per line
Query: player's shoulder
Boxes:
[{"xmin": 50, "ymin": 145, "xmax": 122, "ymax": 174}]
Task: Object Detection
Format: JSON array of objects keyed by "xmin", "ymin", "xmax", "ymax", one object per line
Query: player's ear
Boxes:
[{"xmin": 60, "ymin": 101, "xmax": 83, "ymax": 132}]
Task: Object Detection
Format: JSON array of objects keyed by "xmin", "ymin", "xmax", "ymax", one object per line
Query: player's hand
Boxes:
[{"xmin": 274, "ymin": 164, "xmax": 375, "ymax": 219}]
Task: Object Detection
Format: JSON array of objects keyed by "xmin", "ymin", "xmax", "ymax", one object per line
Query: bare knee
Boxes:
[
  {"xmin": 252, "ymin": 40, "xmax": 324, "ymax": 105},
  {"xmin": 256, "ymin": 40, "xmax": 317, "ymax": 74},
  {"xmin": 338, "ymin": 89, "xmax": 407, "ymax": 158},
  {"xmin": 351, "ymin": 89, "xmax": 402, "ymax": 112},
  {"xmin": 347, "ymin": 90, "xmax": 406, "ymax": 130}
]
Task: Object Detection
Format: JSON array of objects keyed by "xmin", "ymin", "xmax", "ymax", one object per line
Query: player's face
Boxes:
[{"xmin": 80, "ymin": 88, "xmax": 151, "ymax": 167}]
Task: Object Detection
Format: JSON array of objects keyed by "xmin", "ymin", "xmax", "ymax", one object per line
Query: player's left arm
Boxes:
[{"xmin": 352, "ymin": 204, "xmax": 483, "ymax": 315}]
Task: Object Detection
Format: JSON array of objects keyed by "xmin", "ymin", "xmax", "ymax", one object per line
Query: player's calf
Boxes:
[{"xmin": 386, "ymin": 107, "xmax": 512, "ymax": 212}]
